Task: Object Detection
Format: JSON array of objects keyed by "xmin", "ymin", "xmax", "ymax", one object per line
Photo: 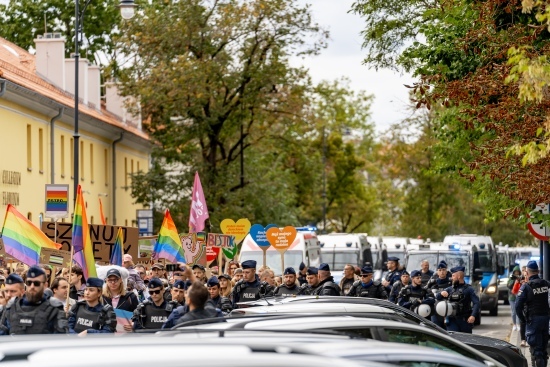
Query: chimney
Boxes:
[
  {"xmin": 65, "ymin": 58, "xmax": 89, "ymax": 105},
  {"xmin": 87, "ymin": 64, "xmax": 100, "ymax": 109},
  {"xmin": 105, "ymin": 81, "xmax": 125, "ymax": 119},
  {"xmin": 34, "ymin": 33, "xmax": 65, "ymax": 90}
]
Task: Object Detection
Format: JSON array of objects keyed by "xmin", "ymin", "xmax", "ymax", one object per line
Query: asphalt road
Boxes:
[{"xmin": 474, "ymin": 301, "xmax": 513, "ymax": 341}]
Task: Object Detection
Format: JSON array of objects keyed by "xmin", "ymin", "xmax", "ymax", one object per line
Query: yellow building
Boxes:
[{"xmin": 0, "ymin": 34, "xmax": 150, "ymax": 228}]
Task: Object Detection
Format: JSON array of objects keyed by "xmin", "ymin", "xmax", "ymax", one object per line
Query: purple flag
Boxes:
[{"xmin": 189, "ymin": 172, "xmax": 209, "ymax": 233}]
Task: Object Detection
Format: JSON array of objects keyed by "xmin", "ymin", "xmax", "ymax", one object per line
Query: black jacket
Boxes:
[{"xmin": 103, "ymin": 292, "xmax": 139, "ymax": 313}]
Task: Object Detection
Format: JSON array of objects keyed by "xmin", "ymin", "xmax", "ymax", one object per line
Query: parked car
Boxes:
[{"xmin": 231, "ymin": 296, "xmax": 526, "ymax": 367}]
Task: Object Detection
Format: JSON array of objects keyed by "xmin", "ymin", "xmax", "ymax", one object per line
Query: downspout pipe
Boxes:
[
  {"xmin": 50, "ymin": 107, "xmax": 65, "ymax": 184},
  {"xmin": 112, "ymin": 133, "xmax": 124, "ymax": 225},
  {"xmin": 0, "ymin": 78, "xmax": 6, "ymax": 97}
]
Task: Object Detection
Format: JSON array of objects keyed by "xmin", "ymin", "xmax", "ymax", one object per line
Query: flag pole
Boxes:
[{"xmin": 66, "ymin": 244, "xmax": 74, "ymax": 315}]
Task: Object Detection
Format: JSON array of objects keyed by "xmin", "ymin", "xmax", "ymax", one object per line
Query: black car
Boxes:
[{"xmin": 233, "ymin": 296, "xmax": 526, "ymax": 367}]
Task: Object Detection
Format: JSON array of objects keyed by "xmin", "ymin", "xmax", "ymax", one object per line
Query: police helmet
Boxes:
[
  {"xmin": 436, "ymin": 300, "xmax": 457, "ymax": 317},
  {"xmin": 416, "ymin": 304, "xmax": 432, "ymax": 318}
]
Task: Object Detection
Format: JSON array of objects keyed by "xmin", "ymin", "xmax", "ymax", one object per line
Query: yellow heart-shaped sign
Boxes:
[
  {"xmin": 266, "ymin": 226, "xmax": 297, "ymax": 253},
  {"xmin": 220, "ymin": 218, "xmax": 251, "ymax": 244}
]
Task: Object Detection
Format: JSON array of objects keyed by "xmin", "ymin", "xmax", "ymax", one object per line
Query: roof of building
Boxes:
[{"xmin": 0, "ymin": 36, "xmax": 148, "ymax": 142}]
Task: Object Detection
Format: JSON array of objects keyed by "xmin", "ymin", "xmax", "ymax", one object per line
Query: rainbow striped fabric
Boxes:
[
  {"xmin": 153, "ymin": 209, "xmax": 186, "ymax": 263},
  {"xmin": 0, "ymin": 204, "xmax": 61, "ymax": 265},
  {"xmin": 110, "ymin": 227, "xmax": 124, "ymax": 266},
  {"xmin": 72, "ymin": 185, "xmax": 97, "ymax": 278}
]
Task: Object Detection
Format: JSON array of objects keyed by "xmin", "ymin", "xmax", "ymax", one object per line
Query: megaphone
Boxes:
[
  {"xmin": 436, "ymin": 300, "xmax": 457, "ymax": 317},
  {"xmin": 414, "ymin": 303, "xmax": 432, "ymax": 318}
]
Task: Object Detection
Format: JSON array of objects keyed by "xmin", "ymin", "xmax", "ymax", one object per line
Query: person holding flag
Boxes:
[
  {"xmin": 68, "ymin": 277, "xmax": 116, "ymax": 335},
  {"xmin": 103, "ymin": 268, "xmax": 139, "ymax": 333}
]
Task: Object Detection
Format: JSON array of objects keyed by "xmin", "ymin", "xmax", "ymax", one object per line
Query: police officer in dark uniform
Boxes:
[
  {"xmin": 312, "ymin": 263, "xmax": 341, "ymax": 296},
  {"xmin": 515, "ymin": 260, "xmax": 550, "ymax": 367},
  {"xmin": 68, "ymin": 277, "xmax": 116, "ymax": 334},
  {"xmin": 398, "ymin": 270, "xmax": 435, "ymax": 311},
  {"xmin": 297, "ymin": 262, "xmax": 307, "ymax": 286},
  {"xmin": 389, "ymin": 270, "xmax": 410, "ymax": 303},
  {"xmin": 231, "ymin": 260, "xmax": 273, "ymax": 308},
  {"xmin": 206, "ymin": 276, "xmax": 222, "ymax": 308},
  {"xmin": 133, "ymin": 277, "xmax": 179, "ymax": 330},
  {"xmin": 427, "ymin": 261, "xmax": 452, "ymax": 328},
  {"xmin": 297, "ymin": 267, "xmax": 319, "ymax": 295},
  {"xmin": 169, "ymin": 280, "xmax": 187, "ymax": 307},
  {"xmin": 273, "ymin": 267, "xmax": 300, "ymax": 296},
  {"xmin": 382, "ymin": 256, "xmax": 402, "ymax": 294},
  {"xmin": 347, "ymin": 265, "xmax": 388, "ymax": 299},
  {"xmin": 435, "ymin": 266, "xmax": 479, "ymax": 334},
  {"xmin": 0, "ymin": 265, "xmax": 67, "ymax": 335}
]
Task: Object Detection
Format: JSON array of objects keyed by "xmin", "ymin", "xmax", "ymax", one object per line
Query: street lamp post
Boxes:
[{"xmin": 73, "ymin": 0, "xmax": 136, "ymax": 202}]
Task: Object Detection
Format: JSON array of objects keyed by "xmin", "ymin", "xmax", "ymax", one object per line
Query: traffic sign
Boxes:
[{"xmin": 527, "ymin": 203, "xmax": 549, "ymax": 241}]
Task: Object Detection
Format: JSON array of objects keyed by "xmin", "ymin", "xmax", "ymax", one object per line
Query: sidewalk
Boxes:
[{"xmin": 510, "ymin": 326, "xmax": 532, "ymax": 367}]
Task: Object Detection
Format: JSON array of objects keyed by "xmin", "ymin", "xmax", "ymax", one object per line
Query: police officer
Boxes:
[
  {"xmin": 297, "ymin": 262, "xmax": 307, "ymax": 286},
  {"xmin": 297, "ymin": 267, "xmax": 319, "ymax": 295},
  {"xmin": 515, "ymin": 260, "xmax": 550, "ymax": 367},
  {"xmin": 133, "ymin": 277, "xmax": 179, "ymax": 330},
  {"xmin": 347, "ymin": 265, "xmax": 388, "ymax": 299},
  {"xmin": 175, "ymin": 281, "xmax": 224, "ymax": 325},
  {"xmin": 398, "ymin": 270, "xmax": 435, "ymax": 312},
  {"xmin": 68, "ymin": 277, "xmax": 116, "ymax": 334},
  {"xmin": 389, "ymin": 270, "xmax": 410, "ymax": 303},
  {"xmin": 435, "ymin": 266, "xmax": 479, "ymax": 334},
  {"xmin": 427, "ymin": 261, "xmax": 452, "ymax": 328},
  {"xmin": 0, "ymin": 265, "xmax": 67, "ymax": 335},
  {"xmin": 312, "ymin": 263, "xmax": 341, "ymax": 296},
  {"xmin": 206, "ymin": 276, "xmax": 222, "ymax": 308},
  {"xmin": 273, "ymin": 267, "xmax": 300, "ymax": 296},
  {"xmin": 170, "ymin": 280, "xmax": 187, "ymax": 306},
  {"xmin": 4, "ymin": 273, "xmax": 25, "ymax": 303},
  {"xmin": 230, "ymin": 260, "xmax": 273, "ymax": 308},
  {"xmin": 382, "ymin": 256, "xmax": 402, "ymax": 294}
]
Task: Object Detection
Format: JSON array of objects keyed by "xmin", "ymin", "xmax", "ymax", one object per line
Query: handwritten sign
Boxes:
[
  {"xmin": 41, "ymin": 222, "xmax": 139, "ymax": 263},
  {"xmin": 207, "ymin": 233, "xmax": 235, "ymax": 248},
  {"xmin": 249, "ymin": 224, "xmax": 277, "ymax": 248},
  {"xmin": 220, "ymin": 218, "xmax": 251, "ymax": 244},
  {"xmin": 266, "ymin": 226, "xmax": 297, "ymax": 254},
  {"xmin": 40, "ymin": 247, "xmax": 72, "ymax": 268}
]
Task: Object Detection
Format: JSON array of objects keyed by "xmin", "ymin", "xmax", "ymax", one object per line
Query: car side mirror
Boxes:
[{"xmin": 473, "ymin": 268, "xmax": 483, "ymax": 281}]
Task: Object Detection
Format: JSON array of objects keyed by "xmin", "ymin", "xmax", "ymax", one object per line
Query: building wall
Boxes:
[{"xmin": 0, "ymin": 97, "xmax": 149, "ymax": 228}]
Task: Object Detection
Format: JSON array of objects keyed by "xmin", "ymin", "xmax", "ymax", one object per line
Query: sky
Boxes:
[{"xmin": 294, "ymin": 0, "xmax": 415, "ymax": 134}]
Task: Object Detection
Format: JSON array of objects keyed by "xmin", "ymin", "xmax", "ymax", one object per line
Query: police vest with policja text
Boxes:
[
  {"xmin": 73, "ymin": 303, "xmax": 102, "ymax": 333},
  {"xmin": 8, "ymin": 298, "xmax": 63, "ymax": 335},
  {"xmin": 142, "ymin": 303, "xmax": 172, "ymax": 329},
  {"xmin": 524, "ymin": 278, "xmax": 550, "ymax": 318},
  {"xmin": 273, "ymin": 284, "xmax": 300, "ymax": 297}
]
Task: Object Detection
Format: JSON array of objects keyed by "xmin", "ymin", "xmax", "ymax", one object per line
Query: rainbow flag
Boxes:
[
  {"xmin": 153, "ymin": 209, "xmax": 186, "ymax": 263},
  {"xmin": 110, "ymin": 227, "xmax": 124, "ymax": 266},
  {"xmin": 73, "ymin": 185, "xmax": 97, "ymax": 278},
  {"xmin": 0, "ymin": 204, "xmax": 62, "ymax": 265}
]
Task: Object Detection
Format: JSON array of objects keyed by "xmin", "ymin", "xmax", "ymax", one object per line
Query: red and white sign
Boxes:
[{"xmin": 527, "ymin": 203, "xmax": 549, "ymax": 241}]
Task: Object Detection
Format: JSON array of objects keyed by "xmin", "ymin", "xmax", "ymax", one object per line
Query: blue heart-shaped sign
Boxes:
[{"xmin": 250, "ymin": 223, "xmax": 277, "ymax": 248}]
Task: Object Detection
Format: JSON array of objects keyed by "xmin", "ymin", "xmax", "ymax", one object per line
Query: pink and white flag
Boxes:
[{"xmin": 189, "ymin": 171, "xmax": 209, "ymax": 233}]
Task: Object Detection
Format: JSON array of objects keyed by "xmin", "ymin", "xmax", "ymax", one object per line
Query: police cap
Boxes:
[
  {"xmin": 306, "ymin": 267, "xmax": 318, "ymax": 275},
  {"xmin": 387, "ymin": 256, "xmax": 400, "ymax": 262},
  {"xmin": 401, "ymin": 270, "xmax": 410, "ymax": 276},
  {"xmin": 172, "ymin": 280, "xmax": 187, "ymax": 290},
  {"xmin": 206, "ymin": 276, "xmax": 220, "ymax": 287},
  {"xmin": 27, "ymin": 265, "xmax": 45, "ymax": 279},
  {"xmin": 360, "ymin": 265, "xmax": 373, "ymax": 275},
  {"xmin": 437, "ymin": 261, "xmax": 447, "ymax": 269},
  {"xmin": 241, "ymin": 260, "xmax": 257, "ymax": 269},
  {"xmin": 527, "ymin": 260, "xmax": 539, "ymax": 271},
  {"xmin": 284, "ymin": 267, "xmax": 296, "ymax": 275},
  {"xmin": 318, "ymin": 263, "xmax": 330, "ymax": 272},
  {"xmin": 86, "ymin": 277, "xmax": 104, "ymax": 288},
  {"xmin": 6, "ymin": 273, "xmax": 23, "ymax": 285},
  {"xmin": 148, "ymin": 277, "xmax": 164, "ymax": 289},
  {"xmin": 299, "ymin": 262, "xmax": 306, "ymax": 271},
  {"xmin": 450, "ymin": 266, "xmax": 465, "ymax": 273},
  {"xmin": 410, "ymin": 270, "xmax": 421, "ymax": 278}
]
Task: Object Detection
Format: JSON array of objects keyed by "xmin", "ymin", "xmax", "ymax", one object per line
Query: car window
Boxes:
[
  {"xmin": 382, "ymin": 328, "xmax": 479, "ymax": 361},
  {"xmin": 329, "ymin": 327, "xmax": 373, "ymax": 339}
]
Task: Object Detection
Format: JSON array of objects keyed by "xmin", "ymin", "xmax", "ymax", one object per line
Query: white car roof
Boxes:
[{"xmin": 231, "ymin": 302, "xmax": 395, "ymax": 315}]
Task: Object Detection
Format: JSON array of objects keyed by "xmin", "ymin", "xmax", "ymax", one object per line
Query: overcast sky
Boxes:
[{"xmin": 294, "ymin": 0, "xmax": 415, "ymax": 133}]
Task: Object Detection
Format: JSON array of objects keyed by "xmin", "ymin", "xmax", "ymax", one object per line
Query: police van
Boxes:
[
  {"xmin": 381, "ymin": 236, "xmax": 409, "ymax": 268},
  {"xmin": 362, "ymin": 235, "xmax": 388, "ymax": 281},
  {"xmin": 317, "ymin": 233, "xmax": 371, "ymax": 284},
  {"xmin": 239, "ymin": 228, "xmax": 322, "ymax": 274}
]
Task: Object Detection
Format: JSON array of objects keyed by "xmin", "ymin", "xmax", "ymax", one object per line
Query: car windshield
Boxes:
[
  {"xmin": 322, "ymin": 251, "xmax": 360, "ymax": 271},
  {"xmin": 406, "ymin": 252, "xmax": 470, "ymax": 274},
  {"xmin": 406, "ymin": 253, "xmax": 438, "ymax": 273},
  {"xmin": 240, "ymin": 250, "xmax": 303, "ymax": 273},
  {"xmin": 478, "ymin": 252, "xmax": 494, "ymax": 272}
]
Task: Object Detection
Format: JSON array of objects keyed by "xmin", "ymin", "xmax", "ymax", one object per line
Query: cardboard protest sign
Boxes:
[
  {"xmin": 266, "ymin": 226, "xmax": 297, "ymax": 274},
  {"xmin": 40, "ymin": 247, "xmax": 72, "ymax": 268},
  {"xmin": 220, "ymin": 218, "xmax": 251, "ymax": 244},
  {"xmin": 250, "ymin": 223, "xmax": 277, "ymax": 267},
  {"xmin": 180, "ymin": 232, "xmax": 206, "ymax": 266},
  {"xmin": 41, "ymin": 222, "xmax": 139, "ymax": 264}
]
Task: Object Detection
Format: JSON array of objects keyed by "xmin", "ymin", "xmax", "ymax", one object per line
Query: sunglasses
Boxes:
[
  {"xmin": 360, "ymin": 274, "xmax": 372, "ymax": 277},
  {"xmin": 149, "ymin": 289, "xmax": 162, "ymax": 295},
  {"xmin": 26, "ymin": 280, "xmax": 44, "ymax": 287}
]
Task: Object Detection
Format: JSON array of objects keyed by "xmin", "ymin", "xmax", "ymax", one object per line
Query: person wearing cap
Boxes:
[
  {"xmin": 132, "ymin": 277, "xmax": 179, "ymax": 330},
  {"xmin": 0, "ymin": 265, "xmax": 68, "ymax": 335},
  {"xmin": 340, "ymin": 264, "xmax": 360, "ymax": 296},
  {"xmin": 169, "ymin": 280, "xmax": 188, "ymax": 307},
  {"xmin": 297, "ymin": 262, "xmax": 307, "ymax": 286},
  {"xmin": 230, "ymin": 260, "xmax": 273, "ymax": 309},
  {"xmin": 347, "ymin": 265, "xmax": 387, "ymax": 299},
  {"xmin": 218, "ymin": 274, "xmax": 233, "ymax": 298},
  {"xmin": 273, "ymin": 267, "xmax": 300, "ymax": 297},
  {"xmin": 103, "ymin": 268, "xmax": 139, "ymax": 332},
  {"xmin": 389, "ymin": 270, "xmax": 410, "ymax": 303},
  {"xmin": 312, "ymin": 263, "xmax": 341, "ymax": 296},
  {"xmin": 4, "ymin": 273, "xmax": 25, "ymax": 302},
  {"xmin": 515, "ymin": 260, "xmax": 550, "ymax": 367},
  {"xmin": 398, "ymin": 270, "xmax": 435, "ymax": 313},
  {"xmin": 164, "ymin": 264, "xmax": 194, "ymax": 303},
  {"xmin": 122, "ymin": 254, "xmax": 146, "ymax": 292},
  {"xmin": 151, "ymin": 263, "xmax": 166, "ymax": 279},
  {"xmin": 192, "ymin": 264, "xmax": 207, "ymax": 284},
  {"xmin": 175, "ymin": 281, "xmax": 223, "ymax": 325},
  {"xmin": 297, "ymin": 266, "xmax": 319, "ymax": 295},
  {"xmin": 420, "ymin": 260, "xmax": 434, "ymax": 287},
  {"xmin": 426, "ymin": 261, "xmax": 452, "ymax": 329},
  {"xmin": 382, "ymin": 256, "xmax": 402, "ymax": 294},
  {"xmin": 206, "ymin": 276, "xmax": 222, "ymax": 308},
  {"xmin": 69, "ymin": 265, "xmax": 86, "ymax": 301},
  {"xmin": 436, "ymin": 266, "xmax": 480, "ymax": 334},
  {"xmin": 68, "ymin": 277, "xmax": 116, "ymax": 334}
]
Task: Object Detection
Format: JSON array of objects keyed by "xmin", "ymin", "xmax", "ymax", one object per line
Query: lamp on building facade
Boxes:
[{"xmin": 73, "ymin": 0, "xmax": 136, "ymax": 202}]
